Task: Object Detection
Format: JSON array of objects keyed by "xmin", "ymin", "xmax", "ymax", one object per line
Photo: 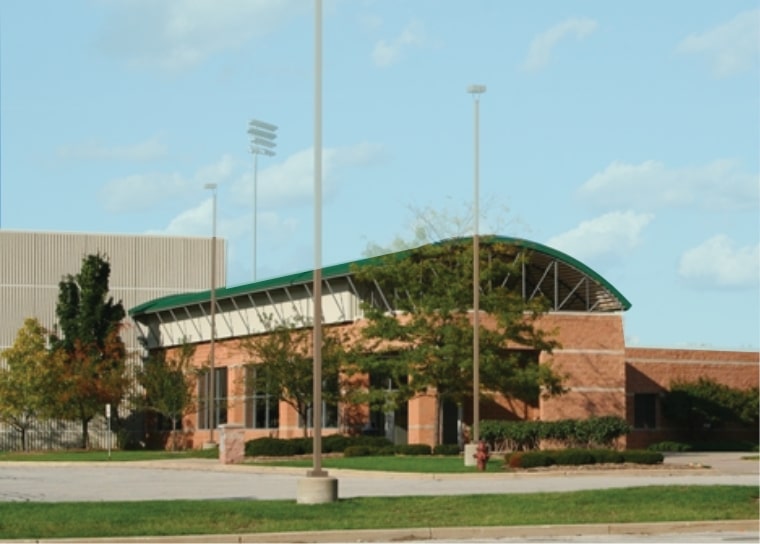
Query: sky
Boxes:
[{"xmin": 1, "ymin": 0, "xmax": 758, "ymax": 351}]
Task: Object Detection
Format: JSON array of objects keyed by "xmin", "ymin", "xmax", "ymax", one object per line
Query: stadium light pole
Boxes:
[
  {"xmin": 248, "ymin": 119, "xmax": 277, "ymax": 282},
  {"xmin": 468, "ymin": 84, "xmax": 486, "ymax": 447},
  {"xmin": 203, "ymin": 182, "xmax": 218, "ymax": 446}
]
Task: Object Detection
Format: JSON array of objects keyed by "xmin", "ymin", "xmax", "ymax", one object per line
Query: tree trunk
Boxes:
[{"xmin": 81, "ymin": 417, "xmax": 89, "ymax": 450}]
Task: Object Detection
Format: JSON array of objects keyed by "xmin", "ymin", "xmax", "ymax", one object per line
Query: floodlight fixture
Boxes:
[{"xmin": 248, "ymin": 119, "xmax": 278, "ymax": 281}]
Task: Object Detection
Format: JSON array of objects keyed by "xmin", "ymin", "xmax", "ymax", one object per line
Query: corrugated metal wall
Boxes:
[
  {"xmin": 0, "ymin": 231, "xmax": 226, "ymax": 450},
  {"xmin": 0, "ymin": 231, "xmax": 225, "ymax": 350}
]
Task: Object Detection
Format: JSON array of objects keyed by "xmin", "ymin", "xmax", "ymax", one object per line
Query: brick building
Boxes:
[{"xmin": 129, "ymin": 236, "xmax": 758, "ymax": 449}]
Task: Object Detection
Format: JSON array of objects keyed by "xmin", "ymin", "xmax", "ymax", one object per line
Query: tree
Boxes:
[
  {"xmin": 50, "ymin": 253, "xmax": 129, "ymax": 449},
  {"xmin": 0, "ymin": 319, "xmax": 59, "ymax": 451},
  {"xmin": 348, "ymin": 237, "xmax": 563, "ymax": 445},
  {"xmin": 135, "ymin": 342, "xmax": 197, "ymax": 450},
  {"xmin": 241, "ymin": 316, "xmax": 345, "ymax": 437},
  {"xmin": 663, "ymin": 377, "xmax": 759, "ymax": 438}
]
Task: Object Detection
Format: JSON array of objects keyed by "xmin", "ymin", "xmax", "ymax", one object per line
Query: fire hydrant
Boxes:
[{"xmin": 474, "ymin": 440, "xmax": 490, "ymax": 471}]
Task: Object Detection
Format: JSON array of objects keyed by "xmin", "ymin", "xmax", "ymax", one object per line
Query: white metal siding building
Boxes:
[{"xmin": 0, "ymin": 230, "xmax": 226, "ymax": 450}]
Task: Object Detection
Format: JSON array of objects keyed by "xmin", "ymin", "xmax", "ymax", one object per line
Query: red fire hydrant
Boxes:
[{"xmin": 474, "ymin": 440, "xmax": 490, "ymax": 471}]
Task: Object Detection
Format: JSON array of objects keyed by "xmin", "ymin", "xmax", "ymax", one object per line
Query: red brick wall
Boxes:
[
  {"xmin": 538, "ymin": 313, "xmax": 627, "ymax": 425},
  {"xmin": 625, "ymin": 347, "xmax": 759, "ymax": 448}
]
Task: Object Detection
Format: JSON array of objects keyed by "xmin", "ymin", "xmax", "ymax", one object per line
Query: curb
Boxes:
[{"xmin": 18, "ymin": 520, "xmax": 759, "ymax": 543}]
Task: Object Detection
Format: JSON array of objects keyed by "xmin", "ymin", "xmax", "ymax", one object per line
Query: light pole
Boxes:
[
  {"xmin": 248, "ymin": 119, "xmax": 277, "ymax": 282},
  {"xmin": 468, "ymin": 84, "xmax": 486, "ymax": 449},
  {"xmin": 204, "ymin": 182, "xmax": 218, "ymax": 446},
  {"xmin": 296, "ymin": 0, "xmax": 337, "ymax": 504}
]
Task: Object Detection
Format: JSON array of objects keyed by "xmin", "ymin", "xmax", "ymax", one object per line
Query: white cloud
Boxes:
[
  {"xmin": 372, "ymin": 20, "xmax": 428, "ymax": 67},
  {"xmin": 57, "ymin": 137, "xmax": 167, "ymax": 161},
  {"xmin": 522, "ymin": 17, "xmax": 598, "ymax": 72},
  {"xmin": 232, "ymin": 142, "xmax": 385, "ymax": 206},
  {"xmin": 546, "ymin": 211, "xmax": 654, "ymax": 262},
  {"xmin": 676, "ymin": 9, "xmax": 759, "ymax": 77},
  {"xmin": 678, "ymin": 235, "xmax": 760, "ymax": 289},
  {"xmin": 100, "ymin": 172, "xmax": 188, "ymax": 213},
  {"xmin": 97, "ymin": 0, "xmax": 306, "ymax": 72},
  {"xmin": 100, "ymin": 155, "xmax": 237, "ymax": 213},
  {"xmin": 154, "ymin": 197, "xmax": 213, "ymax": 237},
  {"xmin": 579, "ymin": 159, "xmax": 759, "ymax": 212}
]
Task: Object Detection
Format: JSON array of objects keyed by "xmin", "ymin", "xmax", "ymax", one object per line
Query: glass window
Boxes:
[
  {"xmin": 244, "ymin": 365, "xmax": 279, "ymax": 429},
  {"xmin": 634, "ymin": 393, "xmax": 657, "ymax": 429},
  {"xmin": 197, "ymin": 367, "xmax": 228, "ymax": 429}
]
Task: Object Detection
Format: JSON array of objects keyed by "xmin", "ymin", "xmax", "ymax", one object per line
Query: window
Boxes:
[
  {"xmin": 634, "ymin": 394, "xmax": 657, "ymax": 429},
  {"xmin": 301, "ymin": 378, "xmax": 340, "ymax": 429},
  {"xmin": 244, "ymin": 366, "xmax": 279, "ymax": 429},
  {"xmin": 197, "ymin": 367, "xmax": 228, "ymax": 429}
]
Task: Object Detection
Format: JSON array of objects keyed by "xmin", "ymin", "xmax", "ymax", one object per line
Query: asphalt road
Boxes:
[{"xmin": 0, "ymin": 451, "xmax": 757, "ymax": 543}]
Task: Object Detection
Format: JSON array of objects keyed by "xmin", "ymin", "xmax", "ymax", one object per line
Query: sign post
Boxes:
[{"xmin": 105, "ymin": 403, "xmax": 111, "ymax": 460}]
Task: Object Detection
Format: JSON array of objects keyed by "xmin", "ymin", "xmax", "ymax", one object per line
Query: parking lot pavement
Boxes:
[{"xmin": 0, "ymin": 452, "xmax": 756, "ymax": 542}]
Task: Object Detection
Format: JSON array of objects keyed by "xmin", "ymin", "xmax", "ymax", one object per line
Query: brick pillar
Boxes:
[{"xmin": 219, "ymin": 423, "xmax": 245, "ymax": 464}]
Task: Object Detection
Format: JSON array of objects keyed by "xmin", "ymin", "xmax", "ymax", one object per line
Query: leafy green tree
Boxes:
[
  {"xmin": 663, "ymin": 377, "xmax": 759, "ymax": 437},
  {"xmin": 135, "ymin": 342, "xmax": 197, "ymax": 450},
  {"xmin": 0, "ymin": 318, "xmax": 60, "ymax": 451},
  {"xmin": 50, "ymin": 254, "xmax": 129, "ymax": 449},
  {"xmin": 348, "ymin": 238, "xmax": 562, "ymax": 445},
  {"xmin": 241, "ymin": 316, "xmax": 345, "ymax": 437}
]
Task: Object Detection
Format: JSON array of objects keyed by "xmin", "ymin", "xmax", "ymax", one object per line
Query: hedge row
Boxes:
[
  {"xmin": 245, "ymin": 436, "xmax": 463, "ymax": 457},
  {"xmin": 244, "ymin": 435, "xmax": 393, "ymax": 457},
  {"xmin": 648, "ymin": 440, "xmax": 759, "ymax": 452},
  {"xmin": 480, "ymin": 416, "xmax": 632, "ymax": 451},
  {"xmin": 506, "ymin": 448, "xmax": 663, "ymax": 469}
]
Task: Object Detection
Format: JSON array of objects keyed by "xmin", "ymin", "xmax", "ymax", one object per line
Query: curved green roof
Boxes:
[{"xmin": 129, "ymin": 235, "xmax": 631, "ymax": 317}]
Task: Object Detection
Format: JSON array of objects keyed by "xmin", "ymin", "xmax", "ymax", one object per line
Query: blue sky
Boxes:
[{"xmin": 1, "ymin": 0, "xmax": 758, "ymax": 350}]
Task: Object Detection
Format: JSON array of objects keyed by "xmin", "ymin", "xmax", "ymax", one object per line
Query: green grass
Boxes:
[
  {"xmin": 0, "ymin": 448, "xmax": 217, "ymax": 462},
  {"xmin": 249, "ymin": 455, "xmax": 505, "ymax": 473},
  {"xmin": 0, "ymin": 486, "xmax": 756, "ymax": 539}
]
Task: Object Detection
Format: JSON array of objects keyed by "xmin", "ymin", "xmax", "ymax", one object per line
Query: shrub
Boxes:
[
  {"xmin": 433, "ymin": 444, "xmax": 461, "ymax": 456},
  {"xmin": 481, "ymin": 420, "xmax": 541, "ymax": 451},
  {"xmin": 622, "ymin": 450, "xmax": 664, "ymax": 465},
  {"xmin": 553, "ymin": 448, "xmax": 595, "ymax": 466},
  {"xmin": 245, "ymin": 437, "xmax": 305, "ymax": 457},
  {"xmin": 592, "ymin": 449, "xmax": 625, "ymax": 464},
  {"xmin": 508, "ymin": 451, "xmax": 554, "ymax": 468},
  {"xmin": 343, "ymin": 445, "xmax": 372, "ymax": 457},
  {"xmin": 352, "ymin": 435, "xmax": 394, "ymax": 449},
  {"xmin": 585, "ymin": 416, "xmax": 632, "ymax": 448},
  {"xmin": 322, "ymin": 434, "xmax": 350, "ymax": 453},
  {"xmin": 377, "ymin": 446, "xmax": 397, "ymax": 456},
  {"xmin": 648, "ymin": 441, "xmax": 692, "ymax": 452},
  {"xmin": 395, "ymin": 444, "xmax": 432, "ymax": 456},
  {"xmin": 539, "ymin": 419, "xmax": 577, "ymax": 444}
]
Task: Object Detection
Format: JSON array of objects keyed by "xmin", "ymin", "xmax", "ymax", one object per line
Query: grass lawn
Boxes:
[
  {"xmin": 0, "ymin": 448, "xmax": 217, "ymax": 462},
  {"xmin": 248, "ymin": 454, "xmax": 506, "ymax": 472},
  {"xmin": 0, "ymin": 486, "xmax": 756, "ymax": 539}
]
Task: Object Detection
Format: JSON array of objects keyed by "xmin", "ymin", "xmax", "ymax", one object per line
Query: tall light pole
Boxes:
[
  {"xmin": 468, "ymin": 84, "xmax": 486, "ymax": 446},
  {"xmin": 248, "ymin": 119, "xmax": 277, "ymax": 282},
  {"xmin": 204, "ymin": 182, "xmax": 218, "ymax": 446},
  {"xmin": 296, "ymin": 0, "xmax": 337, "ymax": 503}
]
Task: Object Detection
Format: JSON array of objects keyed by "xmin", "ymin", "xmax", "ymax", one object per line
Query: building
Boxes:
[
  {"xmin": 0, "ymin": 230, "xmax": 225, "ymax": 449},
  {"xmin": 130, "ymin": 236, "xmax": 758, "ymax": 450}
]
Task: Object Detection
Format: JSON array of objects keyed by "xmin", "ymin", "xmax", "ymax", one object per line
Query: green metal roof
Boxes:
[{"xmin": 128, "ymin": 236, "xmax": 631, "ymax": 317}]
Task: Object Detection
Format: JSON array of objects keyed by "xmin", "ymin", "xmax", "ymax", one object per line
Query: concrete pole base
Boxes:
[
  {"xmin": 463, "ymin": 443, "xmax": 477, "ymax": 467},
  {"xmin": 296, "ymin": 475, "xmax": 338, "ymax": 504}
]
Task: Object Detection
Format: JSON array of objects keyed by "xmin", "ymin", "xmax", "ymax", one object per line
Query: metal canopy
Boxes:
[{"xmin": 129, "ymin": 236, "xmax": 630, "ymax": 347}]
